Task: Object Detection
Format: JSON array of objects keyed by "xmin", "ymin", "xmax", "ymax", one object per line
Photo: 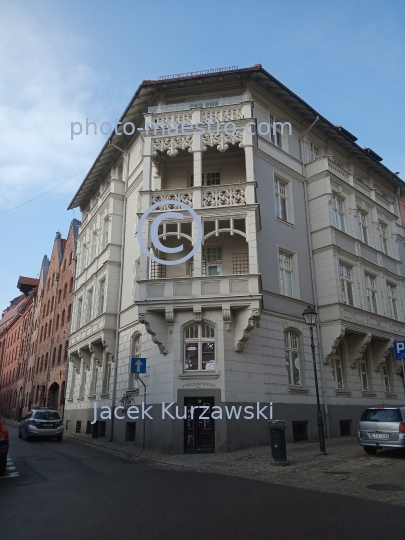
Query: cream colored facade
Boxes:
[{"xmin": 65, "ymin": 65, "xmax": 405, "ymax": 451}]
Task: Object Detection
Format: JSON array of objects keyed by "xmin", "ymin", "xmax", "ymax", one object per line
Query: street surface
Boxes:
[{"xmin": 1, "ymin": 423, "xmax": 405, "ymax": 540}]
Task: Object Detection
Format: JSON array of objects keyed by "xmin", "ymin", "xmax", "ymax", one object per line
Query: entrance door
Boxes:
[{"xmin": 184, "ymin": 397, "xmax": 215, "ymax": 453}]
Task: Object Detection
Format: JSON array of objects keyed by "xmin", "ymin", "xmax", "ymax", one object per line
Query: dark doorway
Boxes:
[{"xmin": 184, "ymin": 397, "xmax": 215, "ymax": 453}]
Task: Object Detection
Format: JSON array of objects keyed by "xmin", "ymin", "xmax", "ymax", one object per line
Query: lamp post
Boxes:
[{"xmin": 302, "ymin": 306, "xmax": 327, "ymax": 455}]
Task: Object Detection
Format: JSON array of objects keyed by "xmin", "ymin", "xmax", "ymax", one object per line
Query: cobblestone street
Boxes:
[{"xmin": 61, "ymin": 429, "xmax": 405, "ymax": 507}]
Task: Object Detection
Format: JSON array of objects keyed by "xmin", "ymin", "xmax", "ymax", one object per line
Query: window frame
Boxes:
[
  {"xmin": 284, "ymin": 331, "xmax": 301, "ymax": 386},
  {"xmin": 387, "ymin": 282, "xmax": 398, "ymax": 320},
  {"xmin": 365, "ymin": 273, "xmax": 378, "ymax": 314},
  {"xmin": 183, "ymin": 322, "xmax": 216, "ymax": 372},
  {"xmin": 339, "ymin": 263, "xmax": 354, "ymax": 306},
  {"xmin": 357, "ymin": 210, "xmax": 369, "ymax": 245},
  {"xmin": 279, "ymin": 250, "xmax": 294, "ymax": 298},
  {"xmin": 274, "ymin": 178, "xmax": 288, "ymax": 222},
  {"xmin": 379, "ymin": 222, "xmax": 389, "ymax": 255},
  {"xmin": 332, "ymin": 196, "xmax": 345, "ymax": 232}
]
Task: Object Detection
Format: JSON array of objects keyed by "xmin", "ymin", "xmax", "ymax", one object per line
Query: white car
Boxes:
[{"xmin": 18, "ymin": 407, "xmax": 64, "ymax": 442}]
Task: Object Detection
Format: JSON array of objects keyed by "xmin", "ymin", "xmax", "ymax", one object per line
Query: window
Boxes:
[
  {"xmin": 67, "ymin": 304, "xmax": 71, "ymax": 322},
  {"xmin": 279, "ymin": 251, "xmax": 293, "ymax": 297},
  {"xmin": 70, "ymin": 278, "xmax": 73, "ymax": 293},
  {"xmin": 269, "ymin": 113, "xmax": 282, "ymax": 148},
  {"xmin": 184, "ymin": 323, "xmax": 215, "ymax": 372},
  {"xmin": 365, "ymin": 274, "xmax": 378, "ymax": 313},
  {"xmin": 274, "ymin": 179, "xmax": 288, "ymax": 221},
  {"xmin": 61, "ymin": 310, "xmax": 65, "ymax": 327},
  {"xmin": 63, "ymin": 284, "xmax": 67, "ymax": 299},
  {"xmin": 98, "ymin": 279, "xmax": 106, "ymax": 315},
  {"xmin": 387, "ymin": 283, "xmax": 398, "ymax": 320},
  {"xmin": 206, "ymin": 247, "xmax": 222, "ymax": 276},
  {"xmin": 339, "ymin": 264, "xmax": 354, "ymax": 306},
  {"xmin": 331, "ymin": 346, "xmax": 345, "ymax": 389},
  {"xmin": 309, "ymin": 142, "xmax": 319, "ymax": 162},
  {"xmin": 381, "ymin": 363, "xmax": 390, "ymax": 393},
  {"xmin": 55, "ymin": 314, "xmax": 59, "ymax": 331},
  {"xmin": 359, "ymin": 355, "xmax": 369, "ymax": 391},
  {"xmin": 190, "ymin": 172, "xmax": 220, "ymax": 187},
  {"xmin": 58, "ymin": 290, "xmax": 62, "ymax": 303},
  {"xmin": 284, "ymin": 331, "xmax": 301, "ymax": 386},
  {"xmin": 332, "ymin": 196, "xmax": 345, "ymax": 232},
  {"xmin": 102, "ymin": 218, "xmax": 109, "ymax": 250},
  {"xmin": 358, "ymin": 211, "xmax": 368, "ymax": 244},
  {"xmin": 58, "ymin": 345, "xmax": 62, "ymax": 364},
  {"xmin": 379, "ymin": 222, "xmax": 389, "ymax": 255},
  {"xmin": 86, "ymin": 289, "xmax": 93, "ymax": 324},
  {"xmin": 76, "ymin": 297, "xmax": 83, "ymax": 330}
]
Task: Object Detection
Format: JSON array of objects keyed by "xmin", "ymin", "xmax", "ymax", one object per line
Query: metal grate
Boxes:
[
  {"xmin": 340, "ymin": 420, "xmax": 352, "ymax": 436},
  {"xmin": 150, "ymin": 260, "xmax": 166, "ymax": 279},
  {"xmin": 75, "ymin": 420, "xmax": 82, "ymax": 434},
  {"xmin": 233, "ymin": 253, "xmax": 249, "ymax": 274},
  {"xmin": 292, "ymin": 421, "xmax": 308, "ymax": 442},
  {"xmin": 125, "ymin": 422, "xmax": 136, "ymax": 442}
]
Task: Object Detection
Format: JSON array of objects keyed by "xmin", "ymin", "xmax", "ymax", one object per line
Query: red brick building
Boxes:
[
  {"xmin": 0, "ymin": 277, "xmax": 38, "ymax": 419},
  {"xmin": 0, "ymin": 219, "xmax": 79, "ymax": 419}
]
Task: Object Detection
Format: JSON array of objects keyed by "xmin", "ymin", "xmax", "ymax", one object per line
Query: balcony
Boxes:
[{"xmin": 147, "ymin": 182, "xmax": 252, "ymax": 210}]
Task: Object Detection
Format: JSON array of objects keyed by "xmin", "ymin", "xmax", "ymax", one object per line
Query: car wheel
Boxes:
[
  {"xmin": 364, "ymin": 446, "xmax": 378, "ymax": 455},
  {"xmin": 56, "ymin": 436, "xmax": 63, "ymax": 442},
  {"xmin": 0, "ymin": 458, "xmax": 6, "ymax": 475},
  {"xmin": 18, "ymin": 427, "xmax": 22, "ymax": 439}
]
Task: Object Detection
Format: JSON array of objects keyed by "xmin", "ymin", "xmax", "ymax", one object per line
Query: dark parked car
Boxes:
[
  {"xmin": 18, "ymin": 407, "xmax": 64, "ymax": 442},
  {"xmin": 357, "ymin": 404, "xmax": 405, "ymax": 454},
  {"xmin": 0, "ymin": 413, "xmax": 9, "ymax": 475}
]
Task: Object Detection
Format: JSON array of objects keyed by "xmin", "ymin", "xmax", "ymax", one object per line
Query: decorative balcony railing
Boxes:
[
  {"xmin": 203, "ymin": 185, "xmax": 246, "ymax": 207},
  {"xmin": 151, "ymin": 190, "xmax": 193, "ymax": 209},
  {"xmin": 201, "ymin": 106, "xmax": 244, "ymax": 123},
  {"xmin": 353, "ymin": 176, "xmax": 371, "ymax": 196}
]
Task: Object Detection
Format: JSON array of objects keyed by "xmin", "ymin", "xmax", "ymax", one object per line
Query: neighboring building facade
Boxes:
[
  {"xmin": 65, "ymin": 65, "xmax": 405, "ymax": 452},
  {"xmin": 0, "ymin": 278, "xmax": 38, "ymax": 420}
]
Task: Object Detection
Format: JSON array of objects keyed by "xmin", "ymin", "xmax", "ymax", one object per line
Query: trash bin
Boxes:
[{"xmin": 268, "ymin": 420, "xmax": 289, "ymax": 466}]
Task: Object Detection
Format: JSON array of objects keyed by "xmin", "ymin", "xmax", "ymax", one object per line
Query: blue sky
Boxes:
[{"xmin": 0, "ymin": 0, "xmax": 404, "ymax": 309}]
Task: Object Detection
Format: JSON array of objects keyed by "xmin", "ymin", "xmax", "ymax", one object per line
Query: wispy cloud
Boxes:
[{"xmin": 0, "ymin": 7, "xmax": 105, "ymax": 209}]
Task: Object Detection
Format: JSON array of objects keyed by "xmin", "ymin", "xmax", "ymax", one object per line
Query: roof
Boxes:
[
  {"xmin": 17, "ymin": 276, "xmax": 39, "ymax": 296},
  {"xmin": 68, "ymin": 64, "xmax": 404, "ymax": 210}
]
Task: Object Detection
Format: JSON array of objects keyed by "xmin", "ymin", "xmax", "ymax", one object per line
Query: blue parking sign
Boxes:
[
  {"xmin": 130, "ymin": 357, "xmax": 146, "ymax": 374},
  {"xmin": 393, "ymin": 341, "xmax": 405, "ymax": 359}
]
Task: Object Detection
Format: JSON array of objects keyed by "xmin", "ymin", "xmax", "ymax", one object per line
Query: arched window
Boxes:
[
  {"xmin": 67, "ymin": 304, "xmax": 71, "ymax": 322},
  {"xmin": 52, "ymin": 348, "xmax": 56, "ymax": 367},
  {"xmin": 44, "ymin": 323, "xmax": 47, "ymax": 339},
  {"xmin": 48, "ymin": 322, "xmax": 52, "ymax": 337},
  {"xmin": 55, "ymin": 314, "xmax": 59, "ymax": 331},
  {"xmin": 70, "ymin": 277, "xmax": 74, "ymax": 293},
  {"xmin": 61, "ymin": 310, "xmax": 65, "ymax": 327},
  {"xmin": 44, "ymin": 353, "xmax": 48, "ymax": 371},
  {"xmin": 285, "ymin": 331, "xmax": 301, "ymax": 386},
  {"xmin": 184, "ymin": 323, "xmax": 215, "ymax": 372},
  {"xmin": 63, "ymin": 283, "xmax": 67, "ymax": 298},
  {"xmin": 58, "ymin": 289, "xmax": 62, "ymax": 303},
  {"xmin": 58, "ymin": 344, "xmax": 62, "ymax": 364},
  {"xmin": 65, "ymin": 340, "xmax": 69, "ymax": 361}
]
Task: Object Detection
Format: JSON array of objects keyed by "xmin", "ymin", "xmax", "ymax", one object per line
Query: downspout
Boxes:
[
  {"xmin": 19, "ymin": 290, "xmax": 36, "ymax": 418},
  {"xmin": 301, "ymin": 116, "xmax": 330, "ymax": 438},
  {"xmin": 109, "ymin": 142, "xmax": 129, "ymax": 442}
]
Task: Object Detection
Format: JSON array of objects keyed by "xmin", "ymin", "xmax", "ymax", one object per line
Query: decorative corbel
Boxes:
[
  {"xmin": 350, "ymin": 332, "xmax": 372, "ymax": 368},
  {"xmin": 139, "ymin": 313, "xmax": 168, "ymax": 355},
  {"xmin": 165, "ymin": 310, "xmax": 174, "ymax": 334},
  {"xmin": 222, "ymin": 307, "xmax": 231, "ymax": 332},
  {"xmin": 235, "ymin": 309, "xmax": 261, "ymax": 352},
  {"xmin": 324, "ymin": 327, "xmax": 346, "ymax": 364},
  {"xmin": 374, "ymin": 339, "xmax": 393, "ymax": 372}
]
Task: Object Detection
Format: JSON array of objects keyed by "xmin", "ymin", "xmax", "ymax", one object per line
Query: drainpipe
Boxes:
[
  {"xmin": 300, "ymin": 117, "xmax": 330, "ymax": 438},
  {"xmin": 109, "ymin": 142, "xmax": 129, "ymax": 442}
]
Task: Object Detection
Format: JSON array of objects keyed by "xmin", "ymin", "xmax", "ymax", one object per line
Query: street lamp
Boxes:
[{"xmin": 302, "ymin": 306, "xmax": 327, "ymax": 455}]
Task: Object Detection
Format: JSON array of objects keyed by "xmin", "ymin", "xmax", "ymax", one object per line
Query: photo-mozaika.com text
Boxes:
[
  {"xmin": 90, "ymin": 401, "xmax": 274, "ymax": 422},
  {"xmin": 70, "ymin": 118, "xmax": 292, "ymax": 140}
]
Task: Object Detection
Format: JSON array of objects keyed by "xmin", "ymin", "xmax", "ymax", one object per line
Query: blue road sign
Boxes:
[
  {"xmin": 130, "ymin": 357, "xmax": 147, "ymax": 374},
  {"xmin": 393, "ymin": 341, "xmax": 405, "ymax": 359}
]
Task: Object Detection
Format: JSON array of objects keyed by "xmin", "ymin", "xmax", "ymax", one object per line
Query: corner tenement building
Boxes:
[{"xmin": 64, "ymin": 64, "xmax": 405, "ymax": 452}]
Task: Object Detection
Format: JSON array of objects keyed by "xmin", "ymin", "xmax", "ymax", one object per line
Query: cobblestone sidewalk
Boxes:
[{"xmin": 6, "ymin": 419, "xmax": 405, "ymax": 506}]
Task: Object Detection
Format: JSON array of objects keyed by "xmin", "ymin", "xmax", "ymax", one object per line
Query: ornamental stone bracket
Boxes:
[
  {"xmin": 323, "ymin": 325, "xmax": 346, "ymax": 365},
  {"xmin": 222, "ymin": 305, "xmax": 232, "ymax": 332},
  {"xmin": 373, "ymin": 339, "xmax": 393, "ymax": 372},
  {"xmin": 235, "ymin": 309, "xmax": 261, "ymax": 352},
  {"xmin": 350, "ymin": 332, "xmax": 372, "ymax": 368},
  {"xmin": 69, "ymin": 350, "xmax": 81, "ymax": 374},
  {"xmin": 165, "ymin": 309, "xmax": 174, "ymax": 334},
  {"xmin": 89, "ymin": 342, "xmax": 104, "ymax": 368},
  {"xmin": 101, "ymin": 339, "xmax": 115, "ymax": 364},
  {"xmin": 139, "ymin": 312, "xmax": 168, "ymax": 355}
]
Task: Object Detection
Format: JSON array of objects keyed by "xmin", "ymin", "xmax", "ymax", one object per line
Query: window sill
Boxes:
[
  {"xmin": 87, "ymin": 395, "xmax": 96, "ymax": 400},
  {"xmin": 126, "ymin": 388, "xmax": 140, "ymax": 396},
  {"xmin": 99, "ymin": 392, "xmax": 110, "ymax": 399},
  {"xmin": 66, "ymin": 398, "xmax": 73, "ymax": 403},
  {"xmin": 361, "ymin": 391, "xmax": 376, "ymax": 397},
  {"xmin": 385, "ymin": 392, "xmax": 397, "ymax": 398},
  {"xmin": 335, "ymin": 389, "xmax": 352, "ymax": 396},
  {"xmin": 288, "ymin": 385, "xmax": 309, "ymax": 394},
  {"xmin": 276, "ymin": 217, "xmax": 295, "ymax": 228},
  {"xmin": 77, "ymin": 397, "xmax": 85, "ymax": 401},
  {"xmin": 179, "ymin": 372, "xmax": 221, "ymax": 380}
]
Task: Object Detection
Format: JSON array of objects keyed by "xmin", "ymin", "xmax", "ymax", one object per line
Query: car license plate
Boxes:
[
  {"xmin": 370, "ymin": 433, "xmax": 389, "ymax": 439},
  {"xmin": 44, "ymin": 423, "xmax": 52, "ymax": 428}
]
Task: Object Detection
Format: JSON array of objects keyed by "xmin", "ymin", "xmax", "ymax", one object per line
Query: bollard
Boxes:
[{"xmin": 268, "ymin": 420, "xmax": 289, "ymax": 466}]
